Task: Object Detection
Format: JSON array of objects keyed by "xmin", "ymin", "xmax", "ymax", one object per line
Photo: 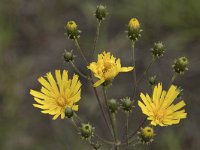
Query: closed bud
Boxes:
[
  {"xmin": 127, "ymin": 18, "xmax": 142, "ymax": 41},
  {"xmin": 151, "ymin": 42, "xmax": 165, "ymax": 58},
  {"xmin": 148, "ymin": 75, "xmax": 157, "ymax": 86},
  {"xmin": 95, "ymin": 5, "xmax": 107, "ymax": 21},
  {"xmin": 65, "ymin": 107, "xmax": 74, "ymax": 118},
  {"xmin": 128, "ymin": 18, "xmax": 140, "ymax": 30},
  {"xmin": 120, "ymin": 97, "xmax": 134, "ymax": 112},
  {"xmin": 80, "ymin": 123, "xmax": 94, "ymax": 140},
  {"xmin": 108, "ymin": 99, "xmax": 118, "ymax": 113},
  {"xmin": 138, "ymin": 126, "xmax": 155, "ymax": 144},
  {"xmin": 65, "ymin": 21, "xmax": 81, "ymax": 39},
  {"xmin": 63, "ymin": 50, "xmax": 75, "ymax": 62},
  {"xmin": 173, "ymin": 56, "xmax": 189, "ymax": 74}
]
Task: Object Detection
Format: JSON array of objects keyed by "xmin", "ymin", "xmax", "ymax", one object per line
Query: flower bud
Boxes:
[
  {"xmin": 173, "ymin": 56, "xmax": 189, "ymax": 74},
  {"xmin": 120, "ymin": 97, "xmax": 134, "ymax": 112},
  {"xmin": 65, "ymin": 21, "xmax": 81, "ymax": 39},
  {"xmin": 128, "ymin": 18, "xmax": 140, "ymax": 30},
  {"xmin": 65, "ymin": 107, "xmax": 74, "ymax": 118},
  {"xmin": 151, "ymin": 42, "xmax": 165, "ymax": 58},
  {"xmin": 148, "ymin": 75, "xmax": 157, "ymax": 86},
  {"xmin": 80, "ymin": 123, "xmax": 94, "ymax": 140},
  {"xmin": 138, "ymin": 126, "xmax": 155, "ymax": 144},
  {"xmin": 63, "ymin": 50, "xmax": 75, "ymax": 62},
  {"xmin": 108, "ymin": 99, "xmax": 118, "ymax": 113},
  {"xmin": 127, "ymin": 18, "xmax": 142, "ymax": 41},
  {"xmin": 95, "ymin": 5, "xmax": 107, "ymax": 21}
]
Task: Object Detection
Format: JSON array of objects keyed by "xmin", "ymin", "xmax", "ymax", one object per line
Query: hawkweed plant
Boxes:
[{"xmin": 30, "ymin": 5, "xmax": 189, "ymax": 150}]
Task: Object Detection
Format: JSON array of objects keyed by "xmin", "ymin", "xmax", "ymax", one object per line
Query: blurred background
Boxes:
[{"xmin": 0, "ymin": 0, "xmax": 200, "ymax": 149}]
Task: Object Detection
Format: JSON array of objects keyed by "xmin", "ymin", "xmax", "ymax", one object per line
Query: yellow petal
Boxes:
[
  {"xmin": 30, "ymin": 90, "xmax": 47, "ymax": 99},
  {"xmin": 93, "ymin": 79, "xmax": 105, "ymax": 87},
  {"xmin": 38, "ymin": 77, "xmax": 51, "ymax": 91},
  {"xmin": 120, "ymin": 67, "xmax": 134, "ymax": 72},
  {"xmin": 72, "ymin": 105, "xmax": 78, "ymax": 111}
]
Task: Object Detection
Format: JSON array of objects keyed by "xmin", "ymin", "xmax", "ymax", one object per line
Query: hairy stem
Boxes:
[
  {"xmin": 128, "ymin": 117, "xmax": 146, "ymax": 139},
  {"xmin": 169, "ymin": 73, "xmax": 178, "ymax": 85},
  {"xmin": 92, "ymin": 21, "xmax": 101, "ymax": 58},
  {"xmin": 69, "ymin": 60, "xmax": 91, "ymax": 81},
  {"xmin": 125, "ymin": 112, "xmax": 129, "ymax": 149},
  {"xmin": 131, "ymin": 41, "xmax": 137, "ymax": 99},
  {"xmin": 103, "ymin": 87, "xmax": 119, "ymax": 149},
  {"xmin": 136, "ymin": 58, "xmax": 156, "ymax": 87},
  {"xmin": 74, "ymin": 39, "xmax": 88, "ymax": 65}
]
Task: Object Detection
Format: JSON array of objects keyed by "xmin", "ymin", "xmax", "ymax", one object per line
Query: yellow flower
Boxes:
[
  {"xmin": 30, "ymin": 70, "xmax": 81, "ymax": 120},
  {"xmin": 138, "ymin": 83, "xmax": 187, "ymax": 126},
  {"xmin": 66, "ymin": 21, "xmax": 77, "ymax": 31},
  {"xmin": 87, "ymin": 51, "xmax": 133, "ymax": 87},
  {"xmin": 142, "ymin": 126, "xmax": 154, "ymax": 138},
  {"xmin": 128, "ymin": 18, "xmax": 140, "ymax": 30}
]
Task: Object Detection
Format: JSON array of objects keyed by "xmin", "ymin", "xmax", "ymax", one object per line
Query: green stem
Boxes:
[
  {"xmin": 74, "ymin": 39, "xmax": 89, "ymax": 65},
  {"xmin": 94, "ymin": 134, "xmax": 115, "ymax": 145},
  {"xmin": 92, "ymin": 21, "xmax": 101, "ymax": 58},
  {"xmin": 169, "ymin": 73, "xmax": 178, "ymax": 85},
  {"xmin": 128, "ymin": 117, "xmax": 146, "ymax": 139},
  {"xmin": 136, "ymin": 58, "xmax": 156, "ymax": 86},
  {"xmin": 125, "ymin": 112, "xmax": 129, "ymax": 149},
  {"xmin": 131, "ymin": 41, "xmax": 137, "ymax": 99},
  {"xmin": 71, "ymin": 117, "xmax": 79, "ymax": 132},
  {"xmin": 69, "ymin": 60, "xmax": 91, "ymax": 81},
  {"xmin": 103, "ymin": 87, "xmax": 119, "ymax": 149}
]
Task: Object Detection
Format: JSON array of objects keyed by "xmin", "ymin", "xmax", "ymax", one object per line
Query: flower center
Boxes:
[
  {"xmin": 102, "ymin": 62, "xmax": 113, "ymax": 73},
  {"xmin": 56, "ymin": 96, "xmax": 66, "ymax": 107},
  {"xmin": 154, "ymin": 110, "xmax": 165, "ymax": 122}
]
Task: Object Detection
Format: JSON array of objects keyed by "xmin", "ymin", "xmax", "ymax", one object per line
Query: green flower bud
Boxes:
[
  {"xmin": 65, "ymin": 21, "xmax": 81, "ymax": 39},
  {"xmin": 63, "ymin": 50, "xmax": 75, "ymax": 62},
  {"xmin": 138, "ymin": 126, "xmax": 155, "ymax": 144},
  {"xmin": 65, "ymin": 107, "xmax": 74, "ymax": 118},
  {"xmin": 151, "ymin": 42, "xmax": 165, "ymax": 58},
  {"xmin": 95, "ymin": 5, "xmax": 107, "ymax": 21},
  {"xmin": 80, "ymin": 123, "xmax": 94, "ymax": 140},
  {"xmin": 148, "ymin": 75, "xmax": 157, "ymax": 86},
  {"xmin": 108, "ymin": 99, "xmax": 118, "ymax": 113},
  {"xmin": 173, "ymin": 56, "xmax": 189, "ymax": 74},
  {"xmin": 120, "ymin": 97, "xmax": 134, "ymax": 112},
  {"xmin": 127, "ymin": 18, "xmax": 142, "ymax": 41}
]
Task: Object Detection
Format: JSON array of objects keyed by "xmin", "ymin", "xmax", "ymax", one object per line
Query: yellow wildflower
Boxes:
[
  {"xmin": 128, "ymin": 18, "xmax": 140, "ymax": 30},
  {"xmin": 30, "ymin": 70, "xmax": 81, "ymax": 120},
  {"xmin": 87, "ymin": 51, "xmax": 133, "ymax": 87},
  {"xmin": 138, "ymin": 83, "xmax": 187, "ymax": 126},
  {"xmin": 66, "ymin": 21, "xmax": 77, "ymax": 31}
]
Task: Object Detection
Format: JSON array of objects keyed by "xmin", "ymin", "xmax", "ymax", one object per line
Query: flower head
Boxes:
[
  {"xmin": 127, "ymin": 18, "xmax": 142, "ymax": 41},
  {"xmin": 138, "ymin": 83, "xmax": 187, "ymax": 126},
  {"xmin": 151, "ymin": 42, "xmax": 165, "ymax": 58},
  {"xmin": 66, "ymin": 21, "xmax": 77, "ymax": 31},
  {"xmin": 65, "ymin": 21, "xmax": 81, "ymax": 39},
  {"xmin": 173, "ymin": 56, "xmax": 189, "ymax": 74},
  {"xmin": 30, "ymin": 70, "xmax": 81, "ymax": 120},
  {"xmin": 87, "ymin": 52, "xmax": 133, "ymax": 87},
  {"xmin": 95, "ymin": 5, "xmax": 107, "ymax": 21},
  {"xmin": 128, "ymin": 18, "xmax": 140, "ymax": 30},
  {"xmin": 138, "ymin": 126, "xmax": 155, "ymax": 144}
]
